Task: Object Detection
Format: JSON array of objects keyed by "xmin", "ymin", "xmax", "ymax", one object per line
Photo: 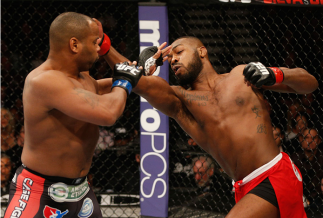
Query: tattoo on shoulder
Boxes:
[
  {"xmin": 252, "ymin": 106, "xmax": 261, "ymax": 118},
  {"xmin": 257, "ymin": 124, "xmax": 267, "ymax": 134},
  {"xmin": 178, "ymin": 87, "xmax": 208, "ymax": 106},
  {"xmin": 73, "ymin": 88, "xmax": 99, "ymax": 109}
]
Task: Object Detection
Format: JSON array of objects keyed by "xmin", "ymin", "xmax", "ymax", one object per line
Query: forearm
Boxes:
[
  {"xmin": 281, "ymin": 68, "xmax": 318, "ymax": 94},
  {"xmin": 103, "ymin": 46, "xmax": 129, "ymax": 70},
  {"xmin": 262, "ymin": 67, "xmax": 318, "ymax": 94},
  {"xmin": 99, "ymin": 88, "xmax": 127, "ymax": 126},
  {"xmin": 133, "ymin": 76, "xmax": 178, "ymax": 118}
]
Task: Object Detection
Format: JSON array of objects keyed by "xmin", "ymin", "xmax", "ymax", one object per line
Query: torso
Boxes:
[
  {"xmin": 22, "ymin": 65, "xmax": 99, "ymax": 178},
  {"xmin": 174, "ymin": 66, "xmax": 280, "ymax": 181}
]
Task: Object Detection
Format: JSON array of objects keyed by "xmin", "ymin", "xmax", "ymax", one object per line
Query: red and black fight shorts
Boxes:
[
  {"xmin": 232, "ymin": 152, "xmax": 306, "ymax": 218},
  {"xmin": 4, "ymin": 165, "xmax": 102, "ymax": 218}
]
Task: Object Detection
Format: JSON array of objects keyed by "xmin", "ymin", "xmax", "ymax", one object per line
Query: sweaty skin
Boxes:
[
  {"xmin": 138, "ymin": 65, "xmax": 278, "ymax": 181},
  {"xmin": 134, "ymin": 37, "xmax": 318, "ymax": 182},
  {"xmin": 21, "ymin": 14, "xmax": 128, "ymax": 179}
]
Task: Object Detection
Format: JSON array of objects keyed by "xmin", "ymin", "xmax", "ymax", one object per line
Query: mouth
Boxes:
[{"xmin": 172, "ymin": 65, "xmax": 181, "ymax": 75}]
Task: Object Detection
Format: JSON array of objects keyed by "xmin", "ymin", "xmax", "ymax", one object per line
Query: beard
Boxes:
[{"xmin": 177, "ymin": 50, "xmax": 203, "ymax": 87}]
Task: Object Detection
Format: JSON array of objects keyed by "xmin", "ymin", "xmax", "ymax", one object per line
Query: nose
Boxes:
[{"xmin": 171, "ymin": 55, "xmax": 178, "ymax": 66}]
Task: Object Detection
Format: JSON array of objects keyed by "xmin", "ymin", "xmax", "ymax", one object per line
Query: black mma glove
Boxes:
[
  {"xmin": 243, "ymin": 62, "xmax": 284, "ymax": 88},
  {"xmin": 138, "ymin": 46, "xmax": 163, "ymax": 75},
  {"xmin": 112, "ymin": 62, "xmax": 143, "ymax": 96}
]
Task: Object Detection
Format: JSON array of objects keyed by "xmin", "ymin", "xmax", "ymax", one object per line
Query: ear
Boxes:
[
  {"xmin": 70, "ymin": 37, "xmax": 80, "ymax": 53},
  {"xmin": 198, "ymin": 46, "xmax": 207, "ymax": 58}
]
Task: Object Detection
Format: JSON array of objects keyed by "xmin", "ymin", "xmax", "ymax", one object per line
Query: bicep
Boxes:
[
  {"xmin": 262, "ymin": 84, "xmax": 296, "ymax": 93},
  {"xmin": 135, "ymin": 76, "xmax": 182, "ymax": 118},
  {"xmin": 30, "ymin": 74, "xmax": 124, "ymax": 126},
  {"xmin": 135, "ymin": 76, "xmax": 206, "ymax": 144}
]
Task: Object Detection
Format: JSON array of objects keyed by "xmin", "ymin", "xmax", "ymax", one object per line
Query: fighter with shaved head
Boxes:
[
  {"xmin": 4, "ymin": 12, "xmax": 143, "ymax": 218},
  {"xmin": 129, "ymin": 36, "xmax": 318, "ymax": 217}
]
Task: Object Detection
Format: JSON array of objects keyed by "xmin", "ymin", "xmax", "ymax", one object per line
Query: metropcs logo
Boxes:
[
  {"xmin": 139, "ymin": 20, "xmax": 161, "ymax": 76},
  {"xmin": 139, "ymin": 19, "xmax": 168, "ymax": 200}
]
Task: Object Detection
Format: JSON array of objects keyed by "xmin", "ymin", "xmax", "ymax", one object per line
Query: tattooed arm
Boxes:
[
  {"xmin": 25, "ymin": 70, "xmax": 127, "ymax": 126},
  {"xmin": 133, "ymin": 76, "xmax": 181, "ymax": 118},
  {"xmin": 133, "ymin": 76, "xmax": 207, "ymax": 145}
]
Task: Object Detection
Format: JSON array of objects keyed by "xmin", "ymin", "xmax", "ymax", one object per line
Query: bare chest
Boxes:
[{"xmin": 180, "ymin": 85, "xmax": 253, "ymax": 128}]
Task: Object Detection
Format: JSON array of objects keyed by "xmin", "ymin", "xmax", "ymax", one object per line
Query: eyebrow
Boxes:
[{"xmin": 172, "ymin": 44, "xmax": 183, "ymax": 51}]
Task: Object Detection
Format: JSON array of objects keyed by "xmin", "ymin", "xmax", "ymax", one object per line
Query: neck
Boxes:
[
  {"xmin": 47, "ymin": 52, "xmax": 80, "ymax": 78},
  {"xmin": 191, "ymin": 62, "xmax": 219, "ymax": 90}
]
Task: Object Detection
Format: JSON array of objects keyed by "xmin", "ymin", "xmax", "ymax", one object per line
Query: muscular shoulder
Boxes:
[
  {"xmin": 26, "ymin": 70, "xmax": 72, "ymax": 94},
  {"xmin": 229, "ymin": 64, "xmax": 247, "ymax": 77},
  {"xmin": 228, "ymin": 64, "xmax": 264, "ymax": 95},
  {"xmin": 80, "ymin": 71, "xmax": 99, "ymax": 94}
]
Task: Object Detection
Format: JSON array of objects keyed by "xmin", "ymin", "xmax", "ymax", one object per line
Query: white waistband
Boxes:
[{"xmin": 232, "ymin": 152, "xmax": 282, "ymax": 186}]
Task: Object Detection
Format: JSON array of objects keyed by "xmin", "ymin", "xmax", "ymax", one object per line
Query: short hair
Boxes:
[
  {"xmin": 174, "ymin": 36, "xmax": 205, "ymax": 48},
  {"xmin": 49, "ymin": 12, "xmax": 92, "ymax": 49}
]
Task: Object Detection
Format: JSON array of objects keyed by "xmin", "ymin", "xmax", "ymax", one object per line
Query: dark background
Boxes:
[{"xmin": 1, "ymin": 1, "xmax": 322, "ymax": 217}]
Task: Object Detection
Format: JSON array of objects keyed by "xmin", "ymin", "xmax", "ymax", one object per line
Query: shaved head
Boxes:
[
  {"xmin": 49, "ymin": 12, "xmax": 92, "ymax": 50},
  {"xmin": 173, "ymin": 36, "xmax": 205, "ymax": 49}
]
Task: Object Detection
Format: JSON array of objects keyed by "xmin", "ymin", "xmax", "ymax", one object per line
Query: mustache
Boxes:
[
  {"xmin": 172, "ymin": 63, "xmax": 184, "ymax": 67},
  {"xmin": 171, "ymin": 63, "xmax": 185, "ymax": 73}
]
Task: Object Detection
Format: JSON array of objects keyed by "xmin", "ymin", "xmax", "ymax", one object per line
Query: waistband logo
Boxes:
[
  {"xmin": 43, "ymin": 205, "xmax": 69, "ymax": 218},
  {"xmin": 48, "ymin": 180, "xmax": 89, "ymax": 202},
  {"xmin": 10, "ymin": 178, "xmax": 33, "ymax": 218},
  {"xmin": 78, "ymin": 198, "xmax": 93, "ymax": 218}
]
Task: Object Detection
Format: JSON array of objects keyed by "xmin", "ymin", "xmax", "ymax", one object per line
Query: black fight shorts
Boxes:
[
  {"xmin": 4, "ymin": 165, "xmax": 102, "ymax": 218},
  {"xmin": 248, "ymin": 177, "xmax": 278, "ymax": 208}
]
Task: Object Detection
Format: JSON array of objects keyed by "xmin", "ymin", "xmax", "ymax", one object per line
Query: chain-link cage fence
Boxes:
[
  {"xmin": 167, "ymin": 2, "xmax": 323, "ymax": 218},
  {"xmin": 1, "ymin": 0, "xmax": 323, "ymax": 217},
  {"xmin": 1, "ymin": 1, "xmax": 141, "ymax": 217}
]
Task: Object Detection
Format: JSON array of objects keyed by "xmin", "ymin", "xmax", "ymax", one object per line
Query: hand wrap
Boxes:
[{"xmin": 138, "ymin": 46, "xmax": 163, "ymax": 75}]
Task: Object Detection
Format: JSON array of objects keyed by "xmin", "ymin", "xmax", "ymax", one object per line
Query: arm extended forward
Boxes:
[
  {"xmin": 243, "ymin": 63, "xmax": 318, "ymax": 94},
  {"xmin": 133, "ymin": 76, "xmax": 181, "ymax": 118}
]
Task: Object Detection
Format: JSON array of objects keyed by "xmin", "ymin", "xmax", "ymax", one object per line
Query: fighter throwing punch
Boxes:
[
  {"xmin": 130, "ymin": 37, "xmax": 317, "ymax": 217},
  {"xmin": 4, "ymin": 12, "xmax": 143, "ymax": 218}
]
